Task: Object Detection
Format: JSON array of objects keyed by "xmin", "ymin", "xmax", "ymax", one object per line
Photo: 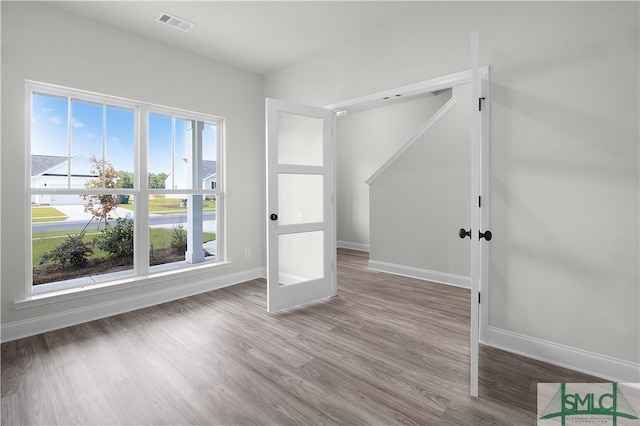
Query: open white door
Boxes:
[
  {"xmin": 469, "ymin": 31, "xmax": 491, "ymax": 397},
  {"xmin": 266, "ymin": 98, "xmax": 337, "ymax": 312}
]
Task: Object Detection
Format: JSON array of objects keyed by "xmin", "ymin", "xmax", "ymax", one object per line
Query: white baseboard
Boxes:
[
  {"xmin": 486, "ymin": 326, "xmax": 640, "ymax": 384},
  {"xmin": 1, "ymin": 267, "xmax": 263, "ymax": 343},
  {"xmin": 337, "ymin": 241, "xmax": 370, "ymax": 252},
  {"xmin": 368, "ymin": 259, "xmax": 470, "ymax": 289}
]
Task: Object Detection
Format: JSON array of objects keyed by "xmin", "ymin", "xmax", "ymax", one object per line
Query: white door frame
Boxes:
[{"xmin": 325, "ymin": 65, "xmax": 490, "ymax": 397}]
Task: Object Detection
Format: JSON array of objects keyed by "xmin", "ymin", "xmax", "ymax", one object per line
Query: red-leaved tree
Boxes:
[{"xmin": 82, "ymin": 155, "xmax": 120, "ymax": 228}]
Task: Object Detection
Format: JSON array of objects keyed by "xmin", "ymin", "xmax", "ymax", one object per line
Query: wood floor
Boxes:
[{"xmin": 2, "ymin": 249, "xmax": 604, "ymax": 425}]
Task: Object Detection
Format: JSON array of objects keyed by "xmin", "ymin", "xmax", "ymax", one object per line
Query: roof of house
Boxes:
[
  {"xmin": 31, "ymin": 155, "xmax": 68, "ymax": 176},
  {"xmin": 203, "ymin": 160, "xmax": 217, "ymax": 179}
]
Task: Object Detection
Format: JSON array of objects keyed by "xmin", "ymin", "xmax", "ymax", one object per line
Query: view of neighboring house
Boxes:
[
  {"xmin": 31, "ymin": 154, "xmax": 97, "ymax": 205},
  {"xmin": 33, "ymin": 154, "xmax": 217, "ymax": 204},
  {"xmin": 164, "ymin": 159, "xmax": 217, "ymax": 199}
]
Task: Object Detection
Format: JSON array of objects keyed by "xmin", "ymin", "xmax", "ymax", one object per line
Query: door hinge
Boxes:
[
  {"xmin": 478, "ymin": 292, "xmax": 481, "ymax": 303},
  {"xmin": 479, "ymin": 195, "xmax": 482, "ymax": 208},
  {"xmin": 478, "ymin": 97, "xmax": 486, "ymax": 111}
]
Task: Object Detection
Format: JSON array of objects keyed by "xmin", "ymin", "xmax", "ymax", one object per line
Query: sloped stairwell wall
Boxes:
[
  {"xmin": 336, "ymin": 90, "xmax": 453, "ymax": 250},
  {"xmin": 368, "ymin": 84, "xmax": 471, "ymax": 286}
]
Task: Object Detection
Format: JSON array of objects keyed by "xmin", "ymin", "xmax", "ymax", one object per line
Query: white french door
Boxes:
[{"xmin": 266, "ymin": 98, "xmax": 337, "ymax": 312}]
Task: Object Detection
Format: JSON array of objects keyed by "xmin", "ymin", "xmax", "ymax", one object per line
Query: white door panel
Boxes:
[
  {"xmin": 266, "ymin": 98, "xmax": 336, "ymax": 312},
  {"xmin": 469, "ymin": 30, "xmax": 491, "ymax": 398}
]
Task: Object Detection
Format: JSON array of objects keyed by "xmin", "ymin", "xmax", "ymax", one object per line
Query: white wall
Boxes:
[
  {"xmin": 368, "ymin": 85, "xmax": 470, "ymax": 278},
  {"xmin": 1, "ymin": 3, "xmax": 264, "ymax": 331},
  {"xmin": 263, "ymin": 1, "xmax": 640, "ymax": 374},
  {"xmin": 336, "ymin": 91, "xmax": 453, "ymax": 250}
]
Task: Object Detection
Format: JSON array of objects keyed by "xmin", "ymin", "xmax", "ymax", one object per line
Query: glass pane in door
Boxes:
[
  {"xmin": 279, "ymin": 231, "xmax": 324, "ymax": 285},
  {"xmin": 278, "ymin": 112, "xmax": 323, "ymax": 166},
  {"xmin": 278, "ymin": 174, "xmax": 323, "ymax": 225}
]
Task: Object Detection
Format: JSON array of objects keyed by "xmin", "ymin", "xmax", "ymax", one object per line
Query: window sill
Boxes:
[{"xmin": 14, "ymin": 260, "xmax": 234, "ymax": 310}]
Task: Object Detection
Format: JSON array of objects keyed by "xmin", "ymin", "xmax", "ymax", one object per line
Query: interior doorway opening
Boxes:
[{"xmin": 325, "ymin": 65, "xmax": 490, "ymax": 397}]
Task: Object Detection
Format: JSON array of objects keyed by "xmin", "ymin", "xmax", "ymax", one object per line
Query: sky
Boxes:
[{"xmin": 31, "ymin": 93, "xmax": 217, "ymax": 179}]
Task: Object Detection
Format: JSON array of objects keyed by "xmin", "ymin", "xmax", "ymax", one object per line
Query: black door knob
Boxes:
[
  {"xmin": 479, "ymin": 230, "xmax": 492, "ymax": 241},
  {"xmin": 270, "ymin": 213, "xmax": 278, "ymax": 221},
  {"xmin": 459, "ymin": 228, "xmax": 471, "ymax": 239}
]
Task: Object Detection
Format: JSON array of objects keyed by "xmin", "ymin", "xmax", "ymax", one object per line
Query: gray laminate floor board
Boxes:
[{"xmin": 2, "ymin": 249, "xmax": 604, "ymax": 425}]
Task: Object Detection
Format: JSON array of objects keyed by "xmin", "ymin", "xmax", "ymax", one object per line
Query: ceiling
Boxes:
[{"xmin": 51, "ymin": 1, "xmax": 425, "ymax": 75}]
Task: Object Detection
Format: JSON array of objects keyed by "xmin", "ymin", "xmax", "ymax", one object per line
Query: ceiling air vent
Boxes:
[{"xmin": 155, "ymin": 11, "xmax": 194, "ymax": 32}]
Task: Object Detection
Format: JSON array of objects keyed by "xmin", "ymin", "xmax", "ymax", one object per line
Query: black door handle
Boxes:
[
  {"xmin": 479, "ymin": 230, "xmax": 492, "ymax": 241},
  {"xmin": 459, "ymin": 228, "xmax": 471, "ymax": 239},
  {"xmin": 270, "ymin": 213, "xmax": 278, "ymax": 221}
]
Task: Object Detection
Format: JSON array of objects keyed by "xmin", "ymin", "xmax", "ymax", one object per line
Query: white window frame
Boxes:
[{"xmin": 26, "ymin": 81, "xmax": 226, "ymax": 296}]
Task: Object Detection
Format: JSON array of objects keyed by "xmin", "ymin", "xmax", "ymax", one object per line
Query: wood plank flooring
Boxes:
[{"xmin": 2, "ymin": 249, "xmax": 605, "ymax": 425}]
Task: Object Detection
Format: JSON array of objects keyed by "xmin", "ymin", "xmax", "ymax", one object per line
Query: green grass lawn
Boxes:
[
  {"xmin": 32, "ymin": 231, "xmax": 108, "ymax": 266},
  {"xmin": 31, "ymin": 206, "xmax": 68, "ymax": 223},
  {"xmin": 33, "ymin": 228, "xmax": 216, "ymax": 266},
  {"xmin": 31, "ymin": 197, "xmax": 215, "ymax": 222},
  {"xmin": 118, "ymin": 196, "xmax": 216, "ymax": 215},
  {"xmin": 149, "ymin": 228, "xmax": 216, "ymax": 254}
]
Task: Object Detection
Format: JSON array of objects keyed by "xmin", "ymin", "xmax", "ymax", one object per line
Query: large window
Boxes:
[{"xmin": 29, "ymin": 82, "xmax": 224, "ymax": 293}]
